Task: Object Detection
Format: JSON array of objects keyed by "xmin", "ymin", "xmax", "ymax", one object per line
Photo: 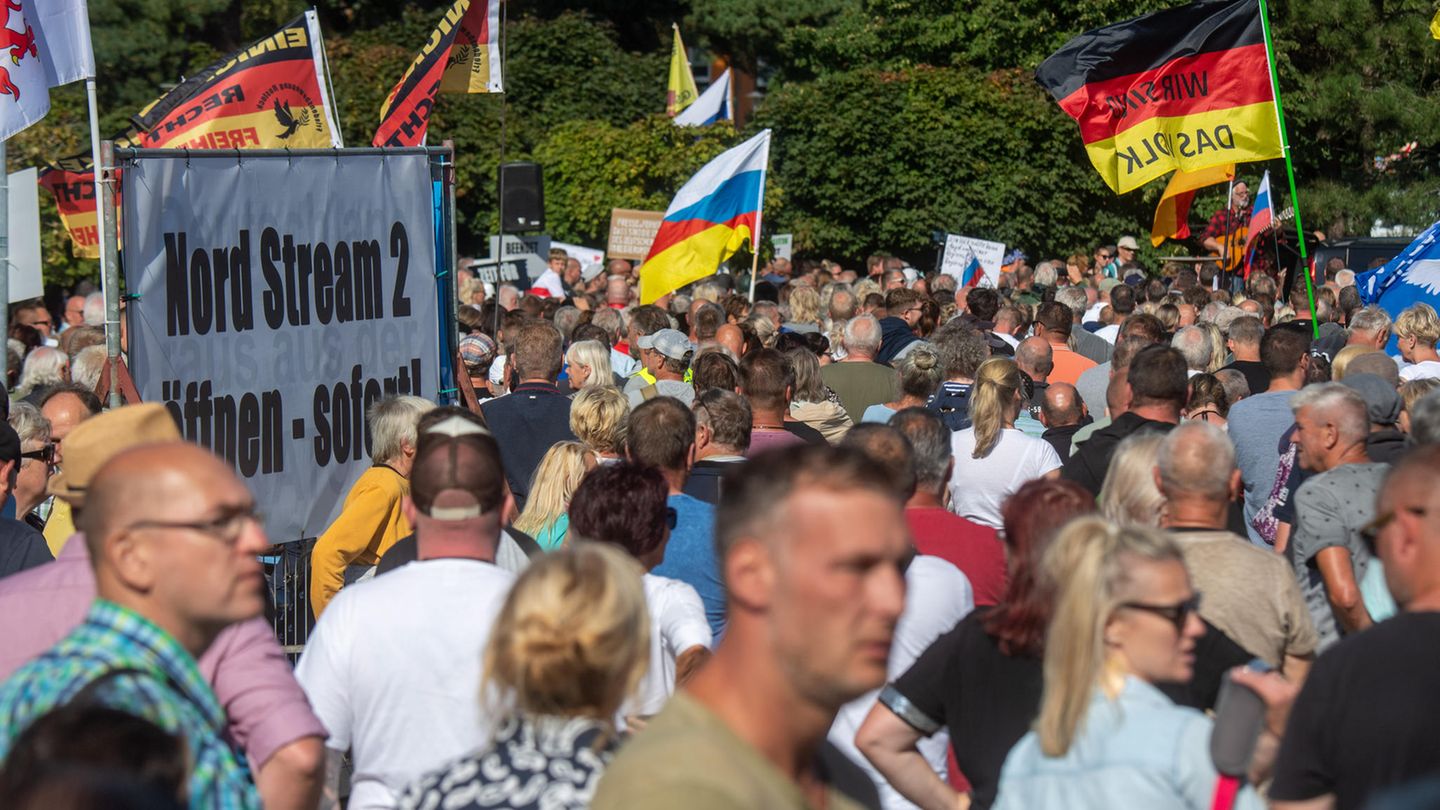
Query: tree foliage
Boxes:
[{"xmin": 9, "ymin": 0, "xmax": 1440, "ymax": 288}]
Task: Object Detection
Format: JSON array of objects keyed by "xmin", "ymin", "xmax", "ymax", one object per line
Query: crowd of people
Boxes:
[{"xmin": 0, "ymin": 241, "xmax": 1436, "ymax": 810}]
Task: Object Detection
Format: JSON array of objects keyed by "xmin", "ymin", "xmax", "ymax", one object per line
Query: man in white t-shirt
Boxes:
[
  {"xmin": 833, "ymin": 425, "xmax": 974, "ymax": 810},
  {"xmin": 296, "ymin": 417, "xmax": 518, "ymax": 809}
]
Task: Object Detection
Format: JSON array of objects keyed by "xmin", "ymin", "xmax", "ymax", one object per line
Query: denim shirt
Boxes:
[{"xmin": 994, "ymin": 676, "xmax": 1262, "ymax": 810}]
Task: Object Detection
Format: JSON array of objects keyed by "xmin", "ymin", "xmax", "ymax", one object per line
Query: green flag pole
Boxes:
[{"xmin": 1257, "ymin": 0, "xmax": 1317, "ymax": 339}]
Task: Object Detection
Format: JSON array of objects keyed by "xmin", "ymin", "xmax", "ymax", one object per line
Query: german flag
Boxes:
[{"xmin": 1037, "ymin": 0, "xmax": 1282, "ymax": 195}]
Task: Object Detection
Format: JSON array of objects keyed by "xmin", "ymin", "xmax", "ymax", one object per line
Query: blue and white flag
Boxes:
[
  {"xmin": 674, "ymin": 68, "xmax": 731, "ymax": 127},
  {"xmin": 1356, "ymin": 220, "xmax": 1440, "ymax": 352}
]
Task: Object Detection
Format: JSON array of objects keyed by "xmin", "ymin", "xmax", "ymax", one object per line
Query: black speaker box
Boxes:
[{"xmin": 499, "ymin": 162, "xmax": 544, "ymax": 232}]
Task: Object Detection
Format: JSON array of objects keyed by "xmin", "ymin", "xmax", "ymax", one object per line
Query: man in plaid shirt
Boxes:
[
  {"xmin": 1202, "ymin": 180, "xmax": 1251, "ymax": 257},
  {"xmin": 0, "ymin": 443, "xmax": 268, "ymax": 808}
]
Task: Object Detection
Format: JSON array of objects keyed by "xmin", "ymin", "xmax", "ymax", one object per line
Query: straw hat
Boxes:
[{"xmin": 48, "ymin": 403, "xmax": 184, "ymax": 506}]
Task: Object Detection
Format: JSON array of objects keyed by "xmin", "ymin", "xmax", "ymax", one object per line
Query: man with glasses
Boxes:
[
  {"xmin": 11, "ymin": 299, "xmax": 55, "ymax": 345},
  {"xmin": 0, "ymin": 419, "xmax": 51, "ymax": 577},
  {"xmin": 1270, "ymin": 445, "xmax": 1440, "ymax": 809},
  {"xmin": 1287, "ymin": 383, "xmax": 1386, "ymax": 652},
  {"xmin": 9, "ymin": 402, "xmax": 55, "ymax": 532},
  {"xmin": 0, "ymin": 404, "xmax": 327, "ymax": 810},
  {"xmin": 0, "ymin": 439, "xmax": 271, "ymax": 807},
  {"xmin": 1202, "ymin": 180, "xmax": 1250, "ymax": 267}
]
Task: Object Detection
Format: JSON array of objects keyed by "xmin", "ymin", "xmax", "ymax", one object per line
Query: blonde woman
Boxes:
[
  {"xmin": 994, "ymin": 518, "xmax": 1275, "ymax": 810},
  {"xmin": 786, "ymin": 348, "xmax": 853, "ymax": 443},
  {"xmin": 399, "ymin": 544, "xmax": 649, "ymax": 810},
  {"xmin": 1198, "ymin": 323, "xmax": 1226, "ymax": 373},
  {"xmin": 570, "ymin": 386, "xmax": 629, "ymax": 462},
  {"xmin": 1400, "ymin": 377, "xmax": 1440, "ymax": 434},
  {"xmin": 1395, "ymin": 302, "xmax": 1440, "ymax": 380},
  {"xmin": 514, "ymin": 441, "xmax": 594, "ymax": 550},
  {"xmin": 1330, "ymin": 344, "xmax": 1372, "ymax": 380},
  {"xmin": 783, "ymin": 285, "xmax": 822, "ymax": 334},
  {"xmin": 566, "ymin": 339, "xmax": 615, "ymax": 391},
  {"xmin": 1098, "ymin": 431, "xmax": 1166, "ymax": 527},
  {"xmin": 947, "ymin": 357, "xmax": 1062, "ymax": 529}
]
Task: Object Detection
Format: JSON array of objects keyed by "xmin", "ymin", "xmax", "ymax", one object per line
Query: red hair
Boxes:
[{"xmin": 983, "ymin": 478, "xmax": 1096, "ymax": 657}]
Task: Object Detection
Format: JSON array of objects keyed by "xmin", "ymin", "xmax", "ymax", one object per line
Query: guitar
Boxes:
[{"xmin": 1215, "ymin": 206, "xmax": 1294, "ymax": 271}]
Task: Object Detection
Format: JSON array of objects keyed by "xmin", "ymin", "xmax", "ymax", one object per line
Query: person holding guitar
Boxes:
[{"xmin": 1202, "ymin": 181, "xmax": 1251, "ymax": 273}]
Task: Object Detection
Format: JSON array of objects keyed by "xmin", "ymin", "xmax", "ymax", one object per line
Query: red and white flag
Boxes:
[{"xmin": 0, "ymin": 0, "xmax": 94, "ymax": 141}]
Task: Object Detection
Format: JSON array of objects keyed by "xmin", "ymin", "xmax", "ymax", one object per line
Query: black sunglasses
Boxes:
[
  {"xmin": 1118, "ymin": 593, "xmax": 1202, "ymax": 633},
  {"xmin": 19, "ymin": 443, "xmax": 55, "ymax": 465}
]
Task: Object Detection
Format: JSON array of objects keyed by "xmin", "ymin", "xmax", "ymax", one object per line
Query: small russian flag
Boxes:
[{"xmin": 960, "ymin": 247, "xmax": 983, "ymax": 287}]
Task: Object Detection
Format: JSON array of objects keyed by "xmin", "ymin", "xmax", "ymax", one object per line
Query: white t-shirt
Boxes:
[
  {"xmin": 948, "ymin": 427, "xmax": 1063, "ymax": 529},
  {"xmin": 828, "ymin": 556, "xmax": 974, "ymax": 810},
  {"xmin": 631, "ymin": 573, "xmax": 713, "ymax": 716},
  {"xmin": 533, "ymin": 268, "xmax": 565, "ymax": 297},
  {"xmin": 1399, "ymin": 359, "xmax": 1440, "ymax": 381},
  {"xmin": 296, "ymin": 559, "xmax": 516, "ymax": 810},
  {"xmin": 1093, "ymin": 323, "xmax": 1121, "ymax": 344}
]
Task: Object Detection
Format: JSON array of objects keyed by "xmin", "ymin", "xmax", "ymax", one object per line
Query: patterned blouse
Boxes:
[{"xmin": 400, "ymin": 714, "xmax": 619, "ymax": 810}]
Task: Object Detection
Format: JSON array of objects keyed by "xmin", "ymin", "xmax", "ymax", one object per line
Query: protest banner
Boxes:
[
  {"xmin": 122, "ymin": 151, "xmax": 443, "ymax": 542},
  {"xmin": 607, "ymin": 208, "xmax": 664, "ymax": 260},
  {"xmin": 7, "ymin": 168, "xmax": 41, "ymax": 302},
  {"xmin": 772, "ymin": 233, "xmax": 793, "ymax": 261},
  {"xmin": 554, "ymin": 241, "xmax": 604, "ymax": 266},
  {"xmin": 941, "ymin": 234, "xmax": 1005, "ymax": 287}
]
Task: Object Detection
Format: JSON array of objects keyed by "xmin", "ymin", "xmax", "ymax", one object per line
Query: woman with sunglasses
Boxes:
[
  {"xmin": 567, "ymin": 462, "xmax": 712, "ymax": 727},
  {"xmin": 994, "ymin": 518, "xmax": 1265, "ymax": 809}
]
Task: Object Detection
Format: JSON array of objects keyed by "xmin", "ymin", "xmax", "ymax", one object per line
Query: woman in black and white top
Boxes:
[{"xmin": 399, "ymin": 544, "xmax": 650, "ymax": 810}]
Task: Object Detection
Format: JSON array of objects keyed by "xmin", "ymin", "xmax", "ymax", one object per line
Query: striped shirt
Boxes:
[{"xmin": 0, "ymin": 599, "xmax": 259, "ymax": 809}]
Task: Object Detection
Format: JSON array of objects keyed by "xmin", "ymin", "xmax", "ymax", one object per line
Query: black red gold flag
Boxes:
[{"xmin": 1036, "ymin": 0, "xmax": 1281, "ymax": 194}]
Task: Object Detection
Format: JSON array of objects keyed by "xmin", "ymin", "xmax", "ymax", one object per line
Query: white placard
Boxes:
[
  {"xmin": 123, "ymin": 152, "xmax": 441, "ymax": 542},
  {"xmin": 552, "ymin": 240, "xmax": 604, "ymax": 267},
  {"xmin": 941, "ymin": 234, "xmax": 1005, "ymax": 287},
  {"xmin": 772, "ymin": 233, "xmax": 793, "ymax": 261}
]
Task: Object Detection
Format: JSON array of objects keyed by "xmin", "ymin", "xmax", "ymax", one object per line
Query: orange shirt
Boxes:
[{"xmin": 1049, "ymin": 344, "xmax": 1098, "ymax": 386}]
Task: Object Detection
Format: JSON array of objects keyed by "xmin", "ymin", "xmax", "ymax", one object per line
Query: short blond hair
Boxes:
[
  {"xmin": 569, "ymin": 386, "xmax": 629, "ymax": 455},
  {"xmin": 483, "ymin": 543, "xmax": 649, "ymax": 722},
  {"xmin": 1395, "ymin": 302, "xmax": 1440, "ymax": 346},
  {"xmin": 1098, "ymin": 431, "xmax": 1165, "ymax": 528}
]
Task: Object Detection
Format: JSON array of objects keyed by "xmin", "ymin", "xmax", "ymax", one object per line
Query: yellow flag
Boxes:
[
  {"xmin": 1431, "ymin": 8, "xmax": 1440, "ymax": 39},
  {"xmin": 1150, "ymin": 163, "xmax": 1235, "ymax": 247},
  {"xmin": 667, "ymin": 25, "xmax": 698, "ymax": 117}
]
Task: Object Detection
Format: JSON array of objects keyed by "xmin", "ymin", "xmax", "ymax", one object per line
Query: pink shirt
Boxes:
[{"xmin": 0, "ymin": 535, "xmax": 325, "ymax": 769}]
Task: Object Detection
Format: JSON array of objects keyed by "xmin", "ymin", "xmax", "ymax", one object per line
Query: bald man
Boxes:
[
  {"xmin": 1016, "ymin": 336, "xmax": 1053, "ymax": 423},
  {"xmin": 1039, "ymin": 382, "xmax": 1086, "ymax": 462},
  {"xmin": 715, "ymin": 323, "xmax": 745, "ymax": 358},
  {"xmin": 1271, "ymin": 446, "xmax": 1440, "ymax": 809},
  {"xmin": 0, "ymin": 443, "xmax": 269, "ymax": 807},
  {"xmin": 1156, "ymin": 422, "xmax": 1316, "ymax": 680}
]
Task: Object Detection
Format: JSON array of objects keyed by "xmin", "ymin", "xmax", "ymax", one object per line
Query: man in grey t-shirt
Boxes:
[
  {"xmin": 1228, "ymin": 324, "xmax": 1311, "ymax": 544},
  {"xmin": 1287, "ymin": 383, "xmax": 1385, "ymax": 651}
]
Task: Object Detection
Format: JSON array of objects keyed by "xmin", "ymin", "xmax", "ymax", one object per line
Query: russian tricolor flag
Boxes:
[
  {"xmin": 640, "ymin": 129, "xmax": 770, "ymax": 303},
  {"xmin": 1243, "ymin": 170, "xmax": 1273, "ymax": 277},
  {"xmin": 959, "ymin": 245, "xmax": 983, "ymax": 287}
]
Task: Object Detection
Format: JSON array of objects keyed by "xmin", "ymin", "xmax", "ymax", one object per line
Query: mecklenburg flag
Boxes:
[
  {"xmin": 667, "ymin": 24, "xmax": 698, "ymax": 117},
  {"xmin": 1036, "ymin": 0, "xmax": 1283, "ymax": 194},
  {"xmin": 374, "ymin": 0, "xmax": 502, "ymax": 147},
  {"xmin": 134, "ymin": 11, "xmax": 342, "ymax": 150},
  {"xmin": 1150, "ymin": 162, "xmax": 1234, "ymax": 247},
  {"xmin": 640, "ymin": 129, "xmax": 771, "ymax": 304},
  {"xmin": 1242, "ymin": 170, "xmax": 1274, "ymax": 277}
]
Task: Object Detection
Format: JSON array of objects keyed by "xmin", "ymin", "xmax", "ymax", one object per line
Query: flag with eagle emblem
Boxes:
[{"xmin": 132, "ymin": 10, "xmax": 342, "ymax": 150}]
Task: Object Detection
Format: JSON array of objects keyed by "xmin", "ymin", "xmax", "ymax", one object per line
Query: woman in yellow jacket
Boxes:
[{"xmin": 309, "ymin": 395, "xmax": 434, "ymax": 617}]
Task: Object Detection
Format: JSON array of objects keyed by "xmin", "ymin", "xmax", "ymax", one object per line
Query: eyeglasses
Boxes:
[
  {"xmin": 126, "ymin": 505, "xmax": 264, "ymax": 547},
  {"xmin": 1098, "ymin": 253, "xmax": 1114, "ymax": 260},
  {"xmin": 1360, "ymin": 507, "xmax": 1427, "ymax": 554},
  {"xmin": 665, "ymin": 507, "xmax": 678, "ymax": 530},
  {"xmin": 1118, "ymin": 593, "xmax": 1202, "ymax": 633},
  {"xmin": 19, "ymin": 443, "xmax": 55, "ymax": 465}
]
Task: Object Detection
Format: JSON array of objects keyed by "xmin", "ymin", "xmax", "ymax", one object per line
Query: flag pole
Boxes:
[
  {"xmin": 748, "ymin": 166, "xmax": 767, "ymax": 304},
  {"xmin": 1257, "ymin": 0, "xmax": 1316, "ymax": 338},
  {"xmin": 1219, "ymin": 177, "xmax": 1234, "ymax": 293},
  {"xmin": 85, "ymin": 78, "xmax": 109, "ymax": 321}
]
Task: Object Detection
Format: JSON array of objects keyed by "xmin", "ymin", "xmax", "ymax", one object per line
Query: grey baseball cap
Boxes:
[{"xmin": 636, "ymin": 328, "xmax": 695, "ymax": 360}]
